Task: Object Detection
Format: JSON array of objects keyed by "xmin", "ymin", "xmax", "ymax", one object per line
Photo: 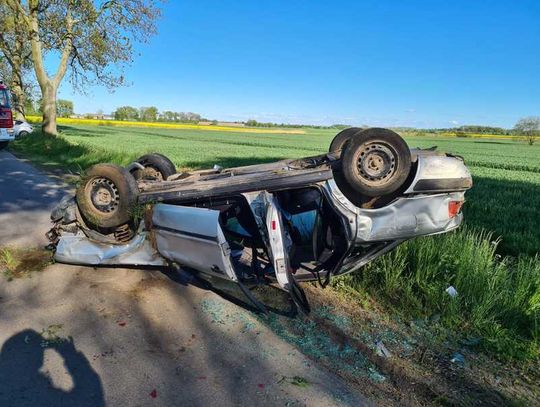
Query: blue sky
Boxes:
[{"xmin": 56, "ymin": 0, "xmax": 540, "ymax": 128}]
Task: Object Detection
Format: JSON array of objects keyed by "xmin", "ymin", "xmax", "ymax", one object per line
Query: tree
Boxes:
[
  {"xmin": 0, "ymin": 1, "xmax": 34, "ymax": 120},
  {"xmin": 139, "ymin": 106, "xmax": 158, "ymax": 122},
  {"xmin": 5, "ymin": 0, "xmax": 161, "ymax": 135},
  {"xmin": 57, "ymin": 99, "xmax": 74, "ymax": 118},
  {"xmin": 114, "ymin": 106, "xmax": 139, "ymax": 121},
  {"xmin": 0, "ymin": 58, "xmax": 37, "ymax": 120},
  {"xmin": 514, "ymin": 117, "xmax": 540, "ymax": 145},
  {"xmin": 160, "ymin": 110, "xmax": 177, "ymax": 122}
]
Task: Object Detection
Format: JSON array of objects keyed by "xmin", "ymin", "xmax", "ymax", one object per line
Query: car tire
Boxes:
[
  {"xmin": 329, "ymin": 128, "xmax": 364, "ymax": 205},
  {"xmin": 16, "ymin": 130, "xmax": 29, "ymax": 139},
  {"xmin": 328, "ymin": 127, "xmax": 362, "ymax": 155},
  {"xmin": 341, "ymin": 128, "xmax": 411, "ymax": 197},
  {"xmin": 76, "ymin": 164, "xmax": 139, "ymax": 229},
  {"xmin": 0, "ymin": 141, "xmax": 8, "ymax": 150},
  {"xmin": 132, "ymin": 153, "xmax": 177, "ymax": 181}
]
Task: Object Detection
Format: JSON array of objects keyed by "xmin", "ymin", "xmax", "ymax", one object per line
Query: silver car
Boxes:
[
  {"xmin": 13, "ymin": 120, "xmax": 33, "ymax": 139},
  {"xmin": 48, "ymin": 127, "xmax": 472, "ymax": 313}
]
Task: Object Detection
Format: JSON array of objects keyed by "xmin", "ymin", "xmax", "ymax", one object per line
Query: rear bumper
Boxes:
[
  {"xmin": 0, "ymin": 128, "xmax": 15, "ymax": 142},
  {"xmin": 355, "ymin": 192, "xmax": 465, "ymax": 242}
]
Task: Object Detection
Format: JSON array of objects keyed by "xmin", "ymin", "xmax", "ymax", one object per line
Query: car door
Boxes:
[
  {"xmin": 264, "ymin": 194, "xmax": 293, "ymax": 290},
  {"xmin": 243, "ymin": 191, "xmax": 311, "ymax": 313},
  {"xmin": 151, "ymin": 203, "xmax": 237, "ymax": 281}
]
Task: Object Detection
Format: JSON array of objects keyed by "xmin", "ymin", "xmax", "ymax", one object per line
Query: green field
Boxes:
[
  {"xmin": 11, "ymin": 125, "xmax": 540, "ymax": 359},
  {"xmin": 14, "ymin": 124, "xmax": 540, "ymax": 256}
]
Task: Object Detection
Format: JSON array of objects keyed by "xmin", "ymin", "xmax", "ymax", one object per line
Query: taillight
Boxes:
[
  {"xmin": 448, "ymin": 200, "xmax": 464, "ymax": 218},
  {"xmin": 0, "ymin": 108, "xmax": 13, "ymax": 129}
]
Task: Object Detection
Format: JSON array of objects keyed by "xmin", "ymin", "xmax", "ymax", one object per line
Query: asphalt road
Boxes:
[
  {"xmin": 0, "ymin": 150, "xmax": 68, "ymax": 248},
  {"xmin": 0, "ymin": 151, "xmax": 368, "ymax": 407}
]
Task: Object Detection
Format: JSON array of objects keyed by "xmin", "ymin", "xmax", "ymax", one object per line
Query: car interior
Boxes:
[{"xmin": 179, "ymin": 186, "xmax": 351, "ymax": 284}]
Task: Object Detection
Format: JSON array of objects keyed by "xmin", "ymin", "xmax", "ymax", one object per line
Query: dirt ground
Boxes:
[
  {"xmin": 286, "ymin": 285, "xmax": 540, "ymax": 406},
  {"xmin": 0, "ymin": 263, "xmax": 371, "ymax": 407}
]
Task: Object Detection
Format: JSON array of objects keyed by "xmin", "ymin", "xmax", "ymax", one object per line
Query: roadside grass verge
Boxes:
[
  {"xmin": 335, "ymin": 228, "xmax": 540, "ymax": 360},
  {"xmin": 0, "ymin": 247, "xmax": 52, "ymax": 281},
  {"xmin": 10, "ymin": 129, "xmax": 141, "ymax": 173}
]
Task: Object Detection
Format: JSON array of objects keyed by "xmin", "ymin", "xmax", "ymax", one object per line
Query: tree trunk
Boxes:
[
  {"xmin": 10, "ymin": 80, "xmax": 26, "ymax": 122},
  {"xmin": 41, "ymin": 83, "xmax": 57, "ymax": 136}
]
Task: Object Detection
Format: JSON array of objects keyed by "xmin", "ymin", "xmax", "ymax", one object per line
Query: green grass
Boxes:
[
  {"xmin": 337, "ymin": 229, "xmax": 540, "ymax": 359},
  {"xmin": 10, "ymin": 124, "xmax": 540, "ymax": 360}
]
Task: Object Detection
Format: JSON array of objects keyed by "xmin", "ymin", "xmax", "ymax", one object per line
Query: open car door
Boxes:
[{"xmin": 264, "ymin": 194, "xmax": 311, "ymax": 314}]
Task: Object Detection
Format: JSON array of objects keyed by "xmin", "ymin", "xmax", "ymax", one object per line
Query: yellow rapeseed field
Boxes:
[{"xmin": 25, "ymin": 116, "xmax": 306, "ymax": 134}]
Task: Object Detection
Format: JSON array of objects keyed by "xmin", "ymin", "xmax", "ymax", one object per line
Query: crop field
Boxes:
[
  {"xmin": 24, "ymin": 115, "xmax": 305, "ymax": 135},
  {"xmin": 12, "ymin": 124, "xmax": 540, "ymax": 359}
]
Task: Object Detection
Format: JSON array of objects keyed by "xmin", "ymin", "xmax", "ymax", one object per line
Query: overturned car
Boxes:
[{"xmin": 49, "ymin": 128, "xmax": 472, "ymax": 313}]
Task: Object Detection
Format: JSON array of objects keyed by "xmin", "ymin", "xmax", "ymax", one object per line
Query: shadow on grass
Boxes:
[
  {"xmin": 464, "ymin": 175, "xmax": 540, "ymax": 256},
  {"xmin": 10, "ymin": 130, "xmax": 140, "ymax": 172},
  {"xmin": 57, "ymin": 125, "xmax": 117, "ymax": 137},
  {"xmin": 471, "ymin": 140, "xmax": 510, "ymax": 145}
]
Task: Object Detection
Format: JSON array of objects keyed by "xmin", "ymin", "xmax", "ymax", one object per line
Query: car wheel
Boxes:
[
  {"xmin": 76, "ymin": 164, "xmax": 139, "ymax": 229},
  {"xmin": 15, "ymin": 130, "xmax": 29, "ymax": 139},
  {"xmin": 329, "ymin": 128, "xmax": 365, "ymax": 205},
  {"xmin": 132, "ymin": 153, "xmax": 177, "ymax": 181},
  {"xmin": 0, "ymin": 141, "xmax": 8, "ymax": 150},
  {"xmin": 341, "ymin": 128, "xmax": 411, "ymax": 197},
  {"xmin": 328, "ymin": 127, "xmax": 362, "ymax": 155}
]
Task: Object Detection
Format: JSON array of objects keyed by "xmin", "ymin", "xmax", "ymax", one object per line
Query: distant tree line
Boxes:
[
  {"xmin": 245, "ymin": 119, "xmax": 348, "ymax": 130},
  {"xmin": 113, "ymin": 106, "xmax": 204, "ymax": 123},
  {"xmin": 415, "ymin": 120, "xmax": 540, "ymax": 145},
  {"xmin": 425, "ymin": 125, "xmax": 511, "ymax": 135}
]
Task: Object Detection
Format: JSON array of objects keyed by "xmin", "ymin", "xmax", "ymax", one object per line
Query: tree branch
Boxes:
[
  {"xmin": 0, "ymin": 33, "xmax": 15, "ymax": 61},
  {"xmin": 53, "ymin": 8, "xmax": 74, "ymax": 87},
  {"xmin": 27, "ymin": 0, "xmax": 49, "ymax": 88},
  {"xmin": 5, "ymin": 0, "xmax": 30, "ymax": 27}
]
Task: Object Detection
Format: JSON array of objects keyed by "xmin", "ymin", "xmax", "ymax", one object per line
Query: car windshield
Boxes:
[{"xmin": 0, "ymin": 89, "xmax": 10, "ymax": 108}]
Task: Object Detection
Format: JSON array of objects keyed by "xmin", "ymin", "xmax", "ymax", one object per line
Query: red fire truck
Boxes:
[{"xmin": 0, "ymin": 81, "xmax": 14, "ymax": 150}]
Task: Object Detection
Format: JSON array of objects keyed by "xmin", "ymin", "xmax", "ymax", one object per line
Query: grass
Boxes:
[
  {"xmin": 0, "ymin": 247, "xmax": 52, "ymax": 281},
  {"xmin": 336, "ymin": 228, "xmax": 540, "ymax": 359},
  {"xmin": 9, "ymin": 123, "xmax": 540, "ymax": 360}
]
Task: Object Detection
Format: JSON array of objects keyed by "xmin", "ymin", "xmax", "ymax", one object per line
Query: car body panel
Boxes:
[
  {"xmin": 354, "ymin": 192, "xmax": 464, "ymax": 242},
  {"xmin": 152, "ymin": 204, "xmax": 238, "ymax": 280},
  {"xmin": 405, "ymin": 155, "xmax": 472, "ymax": 194},
  {"xmin": 0, "ymin": 127, "xmax": 15, "ymax": 142},
  {"xmin": 55, "ymin": 229, "xmax": 165, "ymax": 266},
  {"xmin": 138, "ymin": 165, "xmax": 333, "ymax": 204}
]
